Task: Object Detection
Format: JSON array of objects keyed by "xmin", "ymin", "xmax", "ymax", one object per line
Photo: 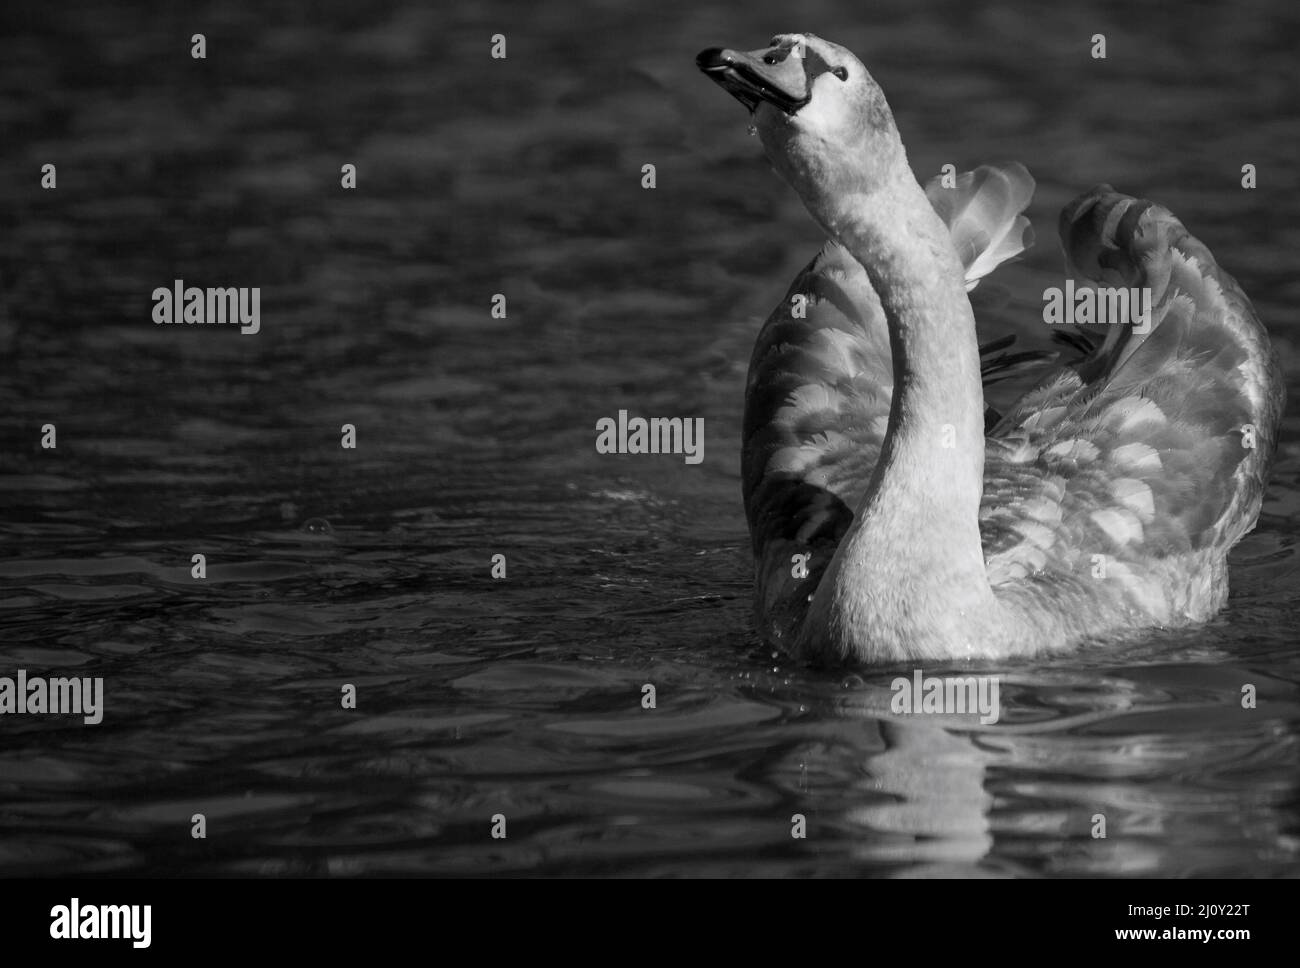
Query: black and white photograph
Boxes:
[{"xmin": 1, "ymin": 0, "xmax": 1296, "ymax": 947}]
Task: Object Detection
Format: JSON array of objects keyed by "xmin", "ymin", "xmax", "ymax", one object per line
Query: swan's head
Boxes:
[{"xmin": 697, "ymin": 34, "xmax": 903, "ymax": 214}]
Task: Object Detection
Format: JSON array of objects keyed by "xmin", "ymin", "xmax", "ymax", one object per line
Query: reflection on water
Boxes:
[{"xmin": 1, "ymin": 0, "xmax": 1298, "ymax": 876}]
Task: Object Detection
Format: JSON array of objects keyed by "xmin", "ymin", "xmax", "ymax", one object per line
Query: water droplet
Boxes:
[{"xmin": 747, "ymin": 122, "xmax": 758, "ymax": 137}]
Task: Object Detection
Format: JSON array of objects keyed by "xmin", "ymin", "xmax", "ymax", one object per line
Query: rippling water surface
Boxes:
[{"xmin": 1, "ymin": 0, "xmax": 1298, "ymax": 876}]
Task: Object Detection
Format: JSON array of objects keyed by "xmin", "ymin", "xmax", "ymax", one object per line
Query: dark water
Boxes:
[{"xmin": 1, "ymin": 0, "xmax": 1298, "ymax": 876}]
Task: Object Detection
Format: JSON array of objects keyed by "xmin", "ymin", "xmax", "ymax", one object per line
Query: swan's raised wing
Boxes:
[
  {"xmin": 926, "ymin": 162, "xmax": 1036, "ymax": 292},
  {"xmin": 743, "ymin": 164, "xmax": 1038, "ymax": 640},
  {"xmin": 981, "ymin": 188, "xmax": 1284, "ymax": 621}
]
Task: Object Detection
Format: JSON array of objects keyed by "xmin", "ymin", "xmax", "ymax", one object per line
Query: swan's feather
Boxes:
[
  {"xmin": 743, "ymin": 171, "xmax": 1280, "ymax": 641},
  {"xmin": 742, "ymin": 241, "xmax": 886, "ymax": 638},
  {"xmin": 924, "ymin": 162, "xmax": 1036, "ymax": 291},
  {"xmin": 980, "ymin": 189, "xmax": 1284, "ymax": 621},
  {"xmin": 743, "ymin": 167, "xmax": 1050, "ymax": 640}
]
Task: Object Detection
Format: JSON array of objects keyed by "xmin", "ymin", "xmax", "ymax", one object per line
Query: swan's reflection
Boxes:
[
  {"xmin": 849, "ymin": 716, "xmax": 995, "ymax": 873},
  {"xmin": 795, "ymin": 666, "xmax": 1300, "ymax": 876},
  {"xmin": 829, "ymin": 682, "xmax": 1001, "ymax": 875}
]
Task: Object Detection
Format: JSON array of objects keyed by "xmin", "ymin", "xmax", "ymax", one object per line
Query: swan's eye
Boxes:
[
  {"xmin": 831, "ymin": 66, "xmax": 849, "ymax": 81},
  {"xmin": 763, "ymin": 53, "xmax": 778, "ymax": 65}
]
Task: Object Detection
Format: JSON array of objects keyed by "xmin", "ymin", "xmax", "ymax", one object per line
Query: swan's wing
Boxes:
[
  {"xmin": 924, "ymin": 161, "xmax": 1036, "ymax": 291},
  {"xmin": 981, "ymin": 188, "xmax": 1284, "ymax": 617},
  {"xmin": 744, "ymin": 164, "xmax": 1039, "ymax": 638},
  {"xmin": 742, "ymin": 240, "xmax": 888, "ymax": 639}
]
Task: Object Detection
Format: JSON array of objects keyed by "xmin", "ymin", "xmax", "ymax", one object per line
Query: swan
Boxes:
[{"xmin": 696, "ymin": 34, "xmax": 1284, "ymax": 664}]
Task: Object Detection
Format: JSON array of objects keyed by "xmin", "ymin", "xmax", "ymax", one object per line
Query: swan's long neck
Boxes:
[{"xmin": 800, "ymin": 163, "xmax": 1002, "ymax": 661}]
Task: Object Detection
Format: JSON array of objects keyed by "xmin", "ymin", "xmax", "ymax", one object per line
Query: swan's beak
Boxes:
[{"xmin": 696, "ymin": 45, "xmax": 810, "ymax": 115}]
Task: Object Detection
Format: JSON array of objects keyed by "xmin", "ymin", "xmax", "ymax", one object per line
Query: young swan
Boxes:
[{"xmin": 698, "ymin": 34, "xmax": 1283, "ymax": 664}]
